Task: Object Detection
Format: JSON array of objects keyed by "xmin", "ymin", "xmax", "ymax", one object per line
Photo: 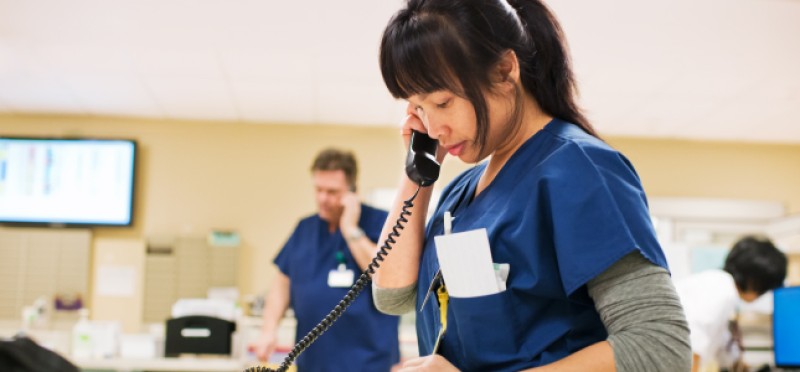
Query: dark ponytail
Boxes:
[{"xmin": 507, "ymin": 0, "xmax": 596, "ymax": 137}]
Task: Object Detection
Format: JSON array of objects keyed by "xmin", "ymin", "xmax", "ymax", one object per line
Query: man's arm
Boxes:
[
  {"xmin": 341, "ymin": 223, "xmax": 380, "ymax": 271},
  {"xmin": 339, "ymin": 192, "xmax": 385, "ymax": 271}
]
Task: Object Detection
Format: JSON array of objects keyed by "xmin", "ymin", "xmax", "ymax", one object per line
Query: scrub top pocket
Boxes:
[{"xmin": 448, "ymin": 290, "xmax": 524, "ymax": 370}]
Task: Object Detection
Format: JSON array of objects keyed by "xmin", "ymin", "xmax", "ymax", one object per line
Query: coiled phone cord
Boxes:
[{"xmin": 245, "ymin": 186, "xmax": 421, "ymax": 372}]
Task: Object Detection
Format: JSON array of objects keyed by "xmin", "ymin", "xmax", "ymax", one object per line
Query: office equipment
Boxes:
[
  {"xmin": 171, "ymin": 298, "xmax": 238, "ymax": 322},
  {"xmin": 0, "ymin": 227, "xmax": 91, "ymax": 319},
  {"xmin": 143, "ymin": 236, "xmax": 240, "ymax": 323},
  {"xmin": 207, "ymin": 230, "xmax": 241, "ymax": 247},
  {"xmin": 0, "ymin": 136, "xmax": 136, "ymax": 227},
  {"xmin": 165, "ymin": 316, "xmax": 235, "ymax": 357},
  {"xmin": 774, "ymin": 286, "xmax": 800, "ymax": 368},
  {"xmin": 92, "ymin": 238, "xmax": 146, "ymax": 333}
]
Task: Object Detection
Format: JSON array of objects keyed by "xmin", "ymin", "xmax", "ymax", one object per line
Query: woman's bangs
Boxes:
[{"xmin": 381, "ymin": 17, "xmax": 462, "ymax": 99}]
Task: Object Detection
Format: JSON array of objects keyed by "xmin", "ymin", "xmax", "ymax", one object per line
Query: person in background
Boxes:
[
  {"xmin": 250, "ymin": 148, "xmax": 400, "ymax": 371},
  {"xmin": 371, "ymin": 0, "xmax": 692, "ymax": 371},
  {"xmin": 676, "ymin": 235, "xmax": 787, "ymax": 372}
]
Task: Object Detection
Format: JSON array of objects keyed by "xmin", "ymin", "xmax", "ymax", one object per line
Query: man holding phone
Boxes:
[{"xmin": 250, "ymin": 148, "xmax": 400, "ymax": 371}]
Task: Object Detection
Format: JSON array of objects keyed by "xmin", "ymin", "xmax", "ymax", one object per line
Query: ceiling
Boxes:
[{"xmin": 1, "ymin": 0, "xmax": 799, "ymax": 143}]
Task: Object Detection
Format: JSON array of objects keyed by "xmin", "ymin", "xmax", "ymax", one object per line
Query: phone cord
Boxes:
[{"xmin": 246, "ymin": 187, "xmax": 421, "ymax": 372}]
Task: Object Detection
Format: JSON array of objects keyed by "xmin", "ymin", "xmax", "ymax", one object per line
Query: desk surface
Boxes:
[{"xmin": 74, "ymin": 357, "xmax": 269, "ymax": 372}]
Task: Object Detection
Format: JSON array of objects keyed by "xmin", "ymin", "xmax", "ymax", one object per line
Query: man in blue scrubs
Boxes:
[{"xmin": 250, "ymin": 148, "xmax": 400, "ymax": 371}]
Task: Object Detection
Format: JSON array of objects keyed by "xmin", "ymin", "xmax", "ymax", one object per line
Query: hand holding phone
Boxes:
[
  {"xmin": 338, "ymin": 191, "xmax": 362, "ymax": 234},
  {"xmin": 405, "ymin": 130, "xmax": 440, "ymax": 187}
]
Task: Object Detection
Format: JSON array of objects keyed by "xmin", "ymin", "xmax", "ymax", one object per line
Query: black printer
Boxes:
[{"xmin": 165, "ymin": 315, "xmax": 236, "ymax": 357}]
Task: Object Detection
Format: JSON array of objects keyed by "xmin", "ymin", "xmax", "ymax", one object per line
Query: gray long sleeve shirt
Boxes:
[{"xmin": 372, "ymin": 251, "xmax": 692, "ymax": 371}]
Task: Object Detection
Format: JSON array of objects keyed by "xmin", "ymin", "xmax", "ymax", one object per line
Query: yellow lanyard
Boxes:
[
  {"xmin": 432, "ymin": 284, "xmax": 449, "ymax": 354},
  {"xmin": 432, "ymin": 211, "xmax": 452, "ymax": 355}
]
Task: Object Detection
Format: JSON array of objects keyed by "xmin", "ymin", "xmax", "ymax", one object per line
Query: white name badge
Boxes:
[{"xmin": 328, "ymin": 264, "xmax": 355, "ymax": 288}]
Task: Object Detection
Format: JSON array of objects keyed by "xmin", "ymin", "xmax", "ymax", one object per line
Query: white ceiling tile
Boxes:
[
  {"xmin": 0, "ymin": 44, "xmax": 31, "ymax": 76},
  {"xmin": 61, "ymin": 74, "xmax": 163, "ymax": 118},
  {"xmin": 35, "ymin": 45, "xmax": 135, "ymax": 75},
  {"xmin": 316, "ymin": 83, "xmax": 398, "ymax": 126},
  {"xmin": 578, "ymin": 66, "xmax": 683, "ymax": 130},
  {"xmin": 132, "ymin": 49, "xmax": 224, "ymax": 77},
  {"xmin": 313, "ymin": 0, "xmax": 402, "ymax": 42},
  {"xmin": 622, "ymin": 65, "xmax": 760, "ymax": 135},
  {"xmin": 231, "ymin": 79, "xmax": 316, "ymax": 123},
  {"xmin": 0, "ymin": 0, "xmax": 799, "ymax": 143},
  {"xmin": 0, "ymin": 73, "xmax": 86, "ymax": 114},
  {"xmin": 699, "ymin": 79, "xmax": 800, "ymax": 140},
  {"xmin": 143, "ymin": 76, "xmax": 238, "ymax": 121},
  {"xmin": 316, "ymin": 50, "xmax": 382, "ymax": 85},
  {"xmin": 219, "ymin": 48, "xmax": 315, "ymax": 81},
  {"xmin": 222, "ymin": 1, "xmax": 321, "ymax": 49}
]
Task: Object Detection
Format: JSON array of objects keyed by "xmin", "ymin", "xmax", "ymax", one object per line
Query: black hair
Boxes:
[
  {"xmin": 379, "ymin": 0, "xmax": 597, "ymax": 156},
  {"xmin": 723, "ymin": 235, "xmax": 787, "ymax": 295}
]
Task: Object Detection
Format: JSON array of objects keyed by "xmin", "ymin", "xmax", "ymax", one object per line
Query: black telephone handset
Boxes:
[
  {"xmin": 405, "ymin": 130, "xmax": 440, "ymax": 186},
  {"xmin": 245, "ymin": 132, "xmax": 438, "ymax": 372}
]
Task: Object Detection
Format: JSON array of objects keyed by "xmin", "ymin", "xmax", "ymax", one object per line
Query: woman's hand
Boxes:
[
  {"xmin": 401, "ymin": 104, "xmax": 428, "ymax": 147},
  {"xmin": 401, "ymin": 103, "xmax": 447, "ymax": 163},
  {"xmin": 397, "ymin": 355, "xmax": 459, "ymax": 372}
]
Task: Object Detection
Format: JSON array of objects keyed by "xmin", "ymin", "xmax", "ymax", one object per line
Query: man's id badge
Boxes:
[{"xmin": 328, "ymin": 263, "xmax": 354, "ymax": 288}]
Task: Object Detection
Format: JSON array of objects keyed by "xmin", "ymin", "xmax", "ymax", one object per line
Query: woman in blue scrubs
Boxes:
[{"xmin": 372, "ymin": 0, "xmax": 692, "ymax": 371}]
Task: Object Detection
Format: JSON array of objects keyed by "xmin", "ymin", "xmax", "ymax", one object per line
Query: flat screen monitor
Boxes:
[
  {"xmin": 0, "ymin": 137, "xmax": 136, "ymax": 227},
  {"xmin": 774, "ymin": 286, "xmax": 800, "ymax": 368}
]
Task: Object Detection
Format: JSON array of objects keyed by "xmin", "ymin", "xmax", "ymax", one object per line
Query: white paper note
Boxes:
[
  {"xmin": 434, "ymin": 228, "xmax": 499, "ymax": 298},
  {"xmin": 96, "ymin": 265, "xmax": 136, "ymax": 297}
]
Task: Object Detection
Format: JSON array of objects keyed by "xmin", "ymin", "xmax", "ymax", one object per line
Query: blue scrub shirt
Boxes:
[
  {"xmin": 274, "ymin": 204, "xmax": 399, "ymax": 372},
  {"xmin": 416, "ymin": 119, "xmax": 668, "ymax": 371}
]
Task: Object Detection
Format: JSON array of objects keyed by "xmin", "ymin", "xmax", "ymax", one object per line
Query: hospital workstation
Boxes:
[{"xmin": 2, "ymin": 1, "xmax": 800, "ymax": 371}]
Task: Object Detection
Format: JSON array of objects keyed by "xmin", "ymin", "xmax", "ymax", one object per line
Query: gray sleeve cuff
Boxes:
[
  {"xmin": 372, "ymin": 282, "xmax": 417, "ymax": 315},
  {"xmin": 587, "ymin": 251, "xmax": 692, "ymax": 372}
]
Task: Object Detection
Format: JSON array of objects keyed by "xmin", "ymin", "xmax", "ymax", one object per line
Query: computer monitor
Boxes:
[
  {"xmin": 774, "ymin": 286, "xmax": 800, "ymax": 368},
  {"xmin": 0, "ymin": 137, "xmax": 136, "ymax": 227}
]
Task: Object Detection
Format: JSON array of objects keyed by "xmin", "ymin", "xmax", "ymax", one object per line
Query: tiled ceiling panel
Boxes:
[{"xmin": 0, "ymin": 0, "xmax": 798, "ymax": 143}]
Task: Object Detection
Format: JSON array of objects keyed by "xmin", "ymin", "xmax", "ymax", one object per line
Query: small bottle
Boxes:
[
  {"xmin": 33, "ymin": 296, "xmax": 49, "ymax": 328},
  {"xmin": 71, "ymin": 308, "xmax": 93, "ymax": 359}
]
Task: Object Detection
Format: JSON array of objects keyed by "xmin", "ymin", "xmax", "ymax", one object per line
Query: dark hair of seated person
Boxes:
[{"xmin": 723, "ymin": 235, "xmax": 787, "ymax": 296}]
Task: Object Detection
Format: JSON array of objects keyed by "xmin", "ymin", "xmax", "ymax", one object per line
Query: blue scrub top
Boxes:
[
  {"xmin": 416, "ymin": 119, "xmax": 668, "ymax": 371},
  {"xmin": 274, "ymin": 204, "xmax": 399, "ymax": 372}
]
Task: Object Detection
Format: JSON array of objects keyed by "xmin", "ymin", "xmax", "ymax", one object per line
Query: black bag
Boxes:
[{"xmin": 0, "ymin": 334, "xmax": 78, "ymax": 372}]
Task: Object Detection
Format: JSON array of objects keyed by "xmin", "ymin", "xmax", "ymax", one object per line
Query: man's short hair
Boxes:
[
  {"xmin": 723, "ymin": 235, "xmax": 787, "ymax": 295},
  {"xmin": 311, "ymin": 148, "xmax": 358, "ymax": 191}
]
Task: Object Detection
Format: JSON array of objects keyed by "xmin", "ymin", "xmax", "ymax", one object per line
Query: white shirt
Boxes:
[{"xmin": 674, "ymin": 269, "xmax": 741, "ymax": 368}]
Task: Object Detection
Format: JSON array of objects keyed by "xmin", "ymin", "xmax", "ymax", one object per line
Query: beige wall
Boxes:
[
  {"xmin": 3, "ymin": 114, "xmax": 800, "ymax": 296},
  {"xmin": 608, "ymin": 137, "xmax": 800, "ymax": 214},
  {"xmin": 0, "ymin": 114, "xmax": 471, "ymax": 297}
]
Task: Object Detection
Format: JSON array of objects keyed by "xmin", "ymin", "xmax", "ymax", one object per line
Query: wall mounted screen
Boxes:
[{"xmin": 0, "ymin": 137, "xmax": 136, "ymax": 227}]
